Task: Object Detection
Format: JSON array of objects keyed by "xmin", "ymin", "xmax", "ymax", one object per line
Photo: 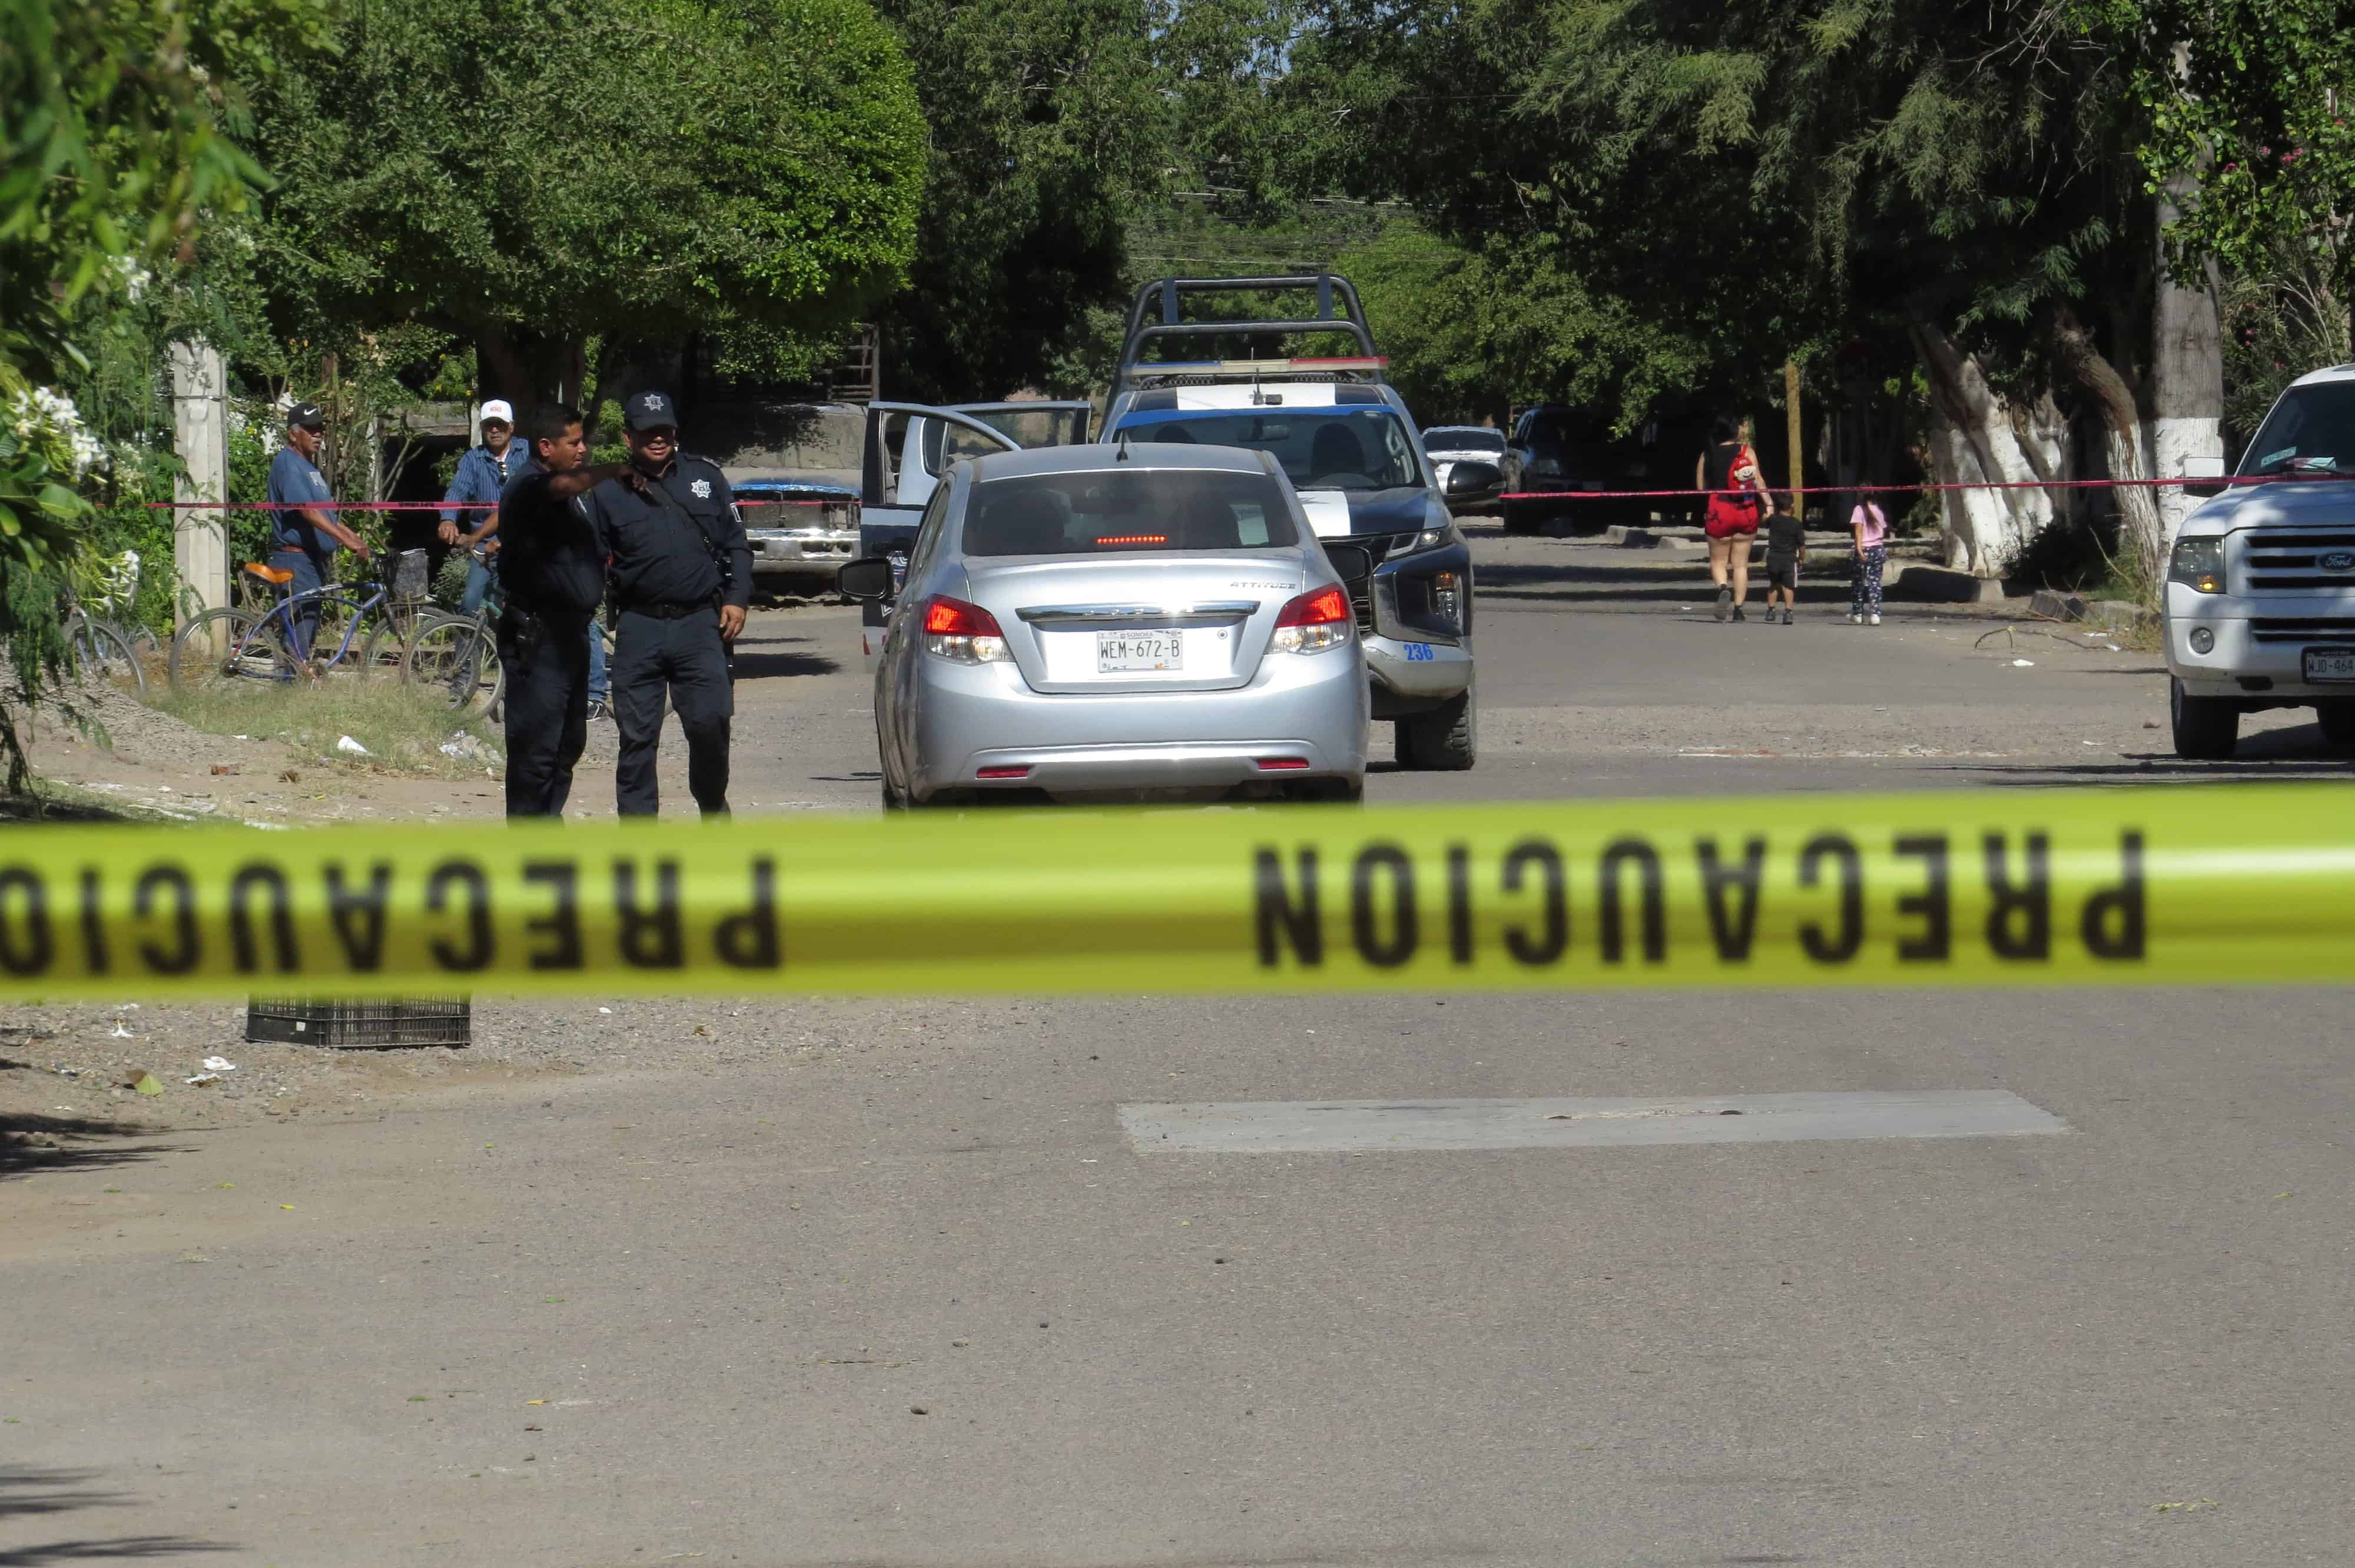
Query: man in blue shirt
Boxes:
[
  {"xmin": 436, "ymin": 398, "xmax": 525, "ymax": 616},
  {"xmin": 266, "ymin": 403, "xmax": 371, "ymax": 660}
]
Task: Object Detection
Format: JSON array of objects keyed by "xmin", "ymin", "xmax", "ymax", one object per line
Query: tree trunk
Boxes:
[
  {"xmin": 2053, "ymin": 304, "xmax": 2166, "ymax": 587},
  {"xmin": 2151, "ymin": 166, "xmax": 2224, "ymax": 544},
  {"xmin": 477, "ymin": 326, "xmax": 535, "ymax": 406},
  {"xmin": 1908, "ymin": 320, "xmax": 2058, "ymax": 576}
]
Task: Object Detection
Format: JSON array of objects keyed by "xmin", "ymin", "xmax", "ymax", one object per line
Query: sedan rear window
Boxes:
[
  {"xmin": 963, "ymin": 469, "xmax": 1298, "ymax": 556},
  {"xmin": 1425, "ymin": 428, "xmax": 1504, "ymax": 453}
]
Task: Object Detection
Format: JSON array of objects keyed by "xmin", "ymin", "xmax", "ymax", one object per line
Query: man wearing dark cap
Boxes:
[
  {"xmin": 494, "ymin": 404, "xmax": 644, "ymax": 819},
  {"xmin": 582, "ymin": 390, "xmax": 752, "ymax": 818},
  {"xmin": 267, "ymin": 403, "xmax": 372, "ymax": 660}
]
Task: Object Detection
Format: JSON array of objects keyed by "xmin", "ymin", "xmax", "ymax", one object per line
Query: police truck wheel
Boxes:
[
  {"xmin": 2318, "ymin": 703, "xmax": 2355, "ymax": 748},
  {"xmin": 2169, "ymin": 676, "xmax": 2238, "ymax": 760},
  {"xmin": 1395, "ymin": 690, "xmax": 1477, "ymax": 771},
  {"xmin": 1501, "ymin": 502, "xmax": 1541, "ymax": 536}
]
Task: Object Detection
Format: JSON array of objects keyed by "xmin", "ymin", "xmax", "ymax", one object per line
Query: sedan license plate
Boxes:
[
  {"xmin": 1097, "ymin": 629, "xmax": 1183, "ymax": 673},
  {"xmin": 2304, "ymin": 647, "xmax": 2355, "ymax": 683}
]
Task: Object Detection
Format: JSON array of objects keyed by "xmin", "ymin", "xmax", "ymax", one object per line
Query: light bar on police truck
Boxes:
[{"xmin": 1131, "ymin": 357, "xmax": 1389, "ymax": 377}]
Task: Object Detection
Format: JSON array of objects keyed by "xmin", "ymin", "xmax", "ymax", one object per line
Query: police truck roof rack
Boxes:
[{"xmin": 1113, "ymin": 275, "xmax": 1387, "ymax": 394}]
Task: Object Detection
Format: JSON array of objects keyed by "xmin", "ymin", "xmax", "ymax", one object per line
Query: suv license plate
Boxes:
[
  {"xmin": 2304, "ymin": 647, "xmax": 2355, "ymax": 682},
  {"xmin": 1097, "ymin": 630, "xmax": 1183, "ymax": 673}
]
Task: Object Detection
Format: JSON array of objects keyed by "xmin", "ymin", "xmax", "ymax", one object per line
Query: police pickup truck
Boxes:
[{"xmin": 1094, "ymin": 275, "xmax": 1484, "ymax": 770}]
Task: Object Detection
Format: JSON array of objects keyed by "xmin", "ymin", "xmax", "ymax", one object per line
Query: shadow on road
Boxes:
[
  {"xmin": 0, "ymin": 1469, "xmax": 236, "ymax": 1563},
  {"xmin": 731, "ymin": 633, "xmax": 841, "ymax": 681},
  {"xmin": 0, "ymin": 1109, "xmax": 188, "ymax": 1182}
]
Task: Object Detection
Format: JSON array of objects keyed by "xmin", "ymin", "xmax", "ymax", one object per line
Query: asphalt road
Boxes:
[{"xmin": 5, "ymin": 526, "xmax": 2351, "ymax": 1566}]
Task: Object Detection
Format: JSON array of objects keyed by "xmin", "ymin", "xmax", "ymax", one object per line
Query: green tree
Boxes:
[
  {"xmin": 1339, "ymin": 221, "xmax": 1709, "ymax": 430},
  {"xmin": 1, "ymin": 0, "xmax": 330, "ymax": 792},
  {"xmin": 873, "ymin": 0, "xmax": 1170, "ymax": 398},
  {"xmin": 247, "ymin": 0, "xmax": 927, "ymax": 403},
  {"xmin": 2078, "ymin": 0, "xmax": 2355, "ymax": 415}
]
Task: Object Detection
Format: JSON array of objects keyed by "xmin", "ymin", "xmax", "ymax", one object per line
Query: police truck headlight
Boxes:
[
  {"xmin": 1391, "ymin": 514, "xmax": 1458, "ymax": 559},
  {"xmin": 2188, "ymin": 626, "xmax": 2215, "ymax": 655},
  {"xmin": 2170, "ymin": 537, "xmax": 2225, "ymax": 594}
]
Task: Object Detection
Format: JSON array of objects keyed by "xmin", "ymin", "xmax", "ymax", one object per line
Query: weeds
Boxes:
[{"xmin": 147, "ymin": 675, "xmax": 502, "ymax": 778}]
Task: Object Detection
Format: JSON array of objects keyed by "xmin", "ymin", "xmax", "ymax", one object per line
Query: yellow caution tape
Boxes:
[{"xmin": 0, "ymin": 783, "xmax": 2346, "ymax": 1001}]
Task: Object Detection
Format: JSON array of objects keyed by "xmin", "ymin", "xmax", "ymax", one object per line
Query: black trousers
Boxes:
[
  {"xmin": 611, "ymin": 605, "xmax": 733, "ymax": 818},
  {"xmin": 500, "ymin": 609, "xmax": 592, "ymax": 819}
]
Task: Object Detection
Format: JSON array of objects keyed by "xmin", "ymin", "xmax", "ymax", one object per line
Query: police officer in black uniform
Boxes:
[
  {"xmin": 495, "ymin": 403, "xmax": 646, "ymax": 819},
  {"xmin": 583, "ymin": 390, "xmax": 752, "ymax": 818}
]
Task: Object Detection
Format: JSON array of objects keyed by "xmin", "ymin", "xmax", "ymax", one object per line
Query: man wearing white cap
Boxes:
[{"xmin": 439, "ymin": 398, "xmax": 525, "ymax": 615}]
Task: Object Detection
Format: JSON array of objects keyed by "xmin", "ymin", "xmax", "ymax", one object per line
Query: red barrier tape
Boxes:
[
  {"xmin": 1497, "ymin": 473, "xmax": 2355, "ymax": 503},
  {"xmin": 142, "ymin": 499, "xmax": 837, "ymax": 511}
]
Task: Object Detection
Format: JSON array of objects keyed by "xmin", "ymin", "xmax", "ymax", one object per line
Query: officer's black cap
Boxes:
[
  {"xmin": 624, "ymin": 390, "xmax": 679, "ymax": 431},
  {"xmin": 287, "ymin": 401, "xmax": 326, "ymax": 430}
]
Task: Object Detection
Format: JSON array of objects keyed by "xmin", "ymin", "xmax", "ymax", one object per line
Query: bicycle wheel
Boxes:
[
  {"xmin": 356, "ymin": 608, "xmax": 416, "ymax": 680},
  {"xmin": 65, "ymin": 613, "xmax": 147, "ymax": 695},
  {"xmin": 297, "ymin": 594, "xmax": 380, "ymax": 679},
  {"xmin": 169, "ymin": 607, "xmax": 296, "ymax": 693},
  {"xmin": 403, "ymin": 613, "xmax": 502, "ymax": 716}
]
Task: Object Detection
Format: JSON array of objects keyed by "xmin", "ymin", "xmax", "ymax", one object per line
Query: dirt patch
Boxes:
[{"xmin": 16, "ymin": 672, "xmax": 510, "ymax": 826}]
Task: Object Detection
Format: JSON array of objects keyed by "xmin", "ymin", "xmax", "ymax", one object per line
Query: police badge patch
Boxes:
[{"xmin": 691, "ymin": 479, "xmax": 712, "ymax": 499}]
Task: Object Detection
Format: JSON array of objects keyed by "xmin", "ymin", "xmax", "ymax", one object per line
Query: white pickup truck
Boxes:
[{"xmin": 2165, "ymin": 364, "xmax": 2355, "ymax": 758}]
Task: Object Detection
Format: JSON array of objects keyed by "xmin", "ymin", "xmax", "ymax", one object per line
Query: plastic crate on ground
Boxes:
[{"xmin": 245, "ymin": 998, "xmax": 470, "ymax": 1049}]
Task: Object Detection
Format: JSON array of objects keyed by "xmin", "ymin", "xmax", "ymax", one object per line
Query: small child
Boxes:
[
  {"xmin": 1763, "ymin": 500, "xmax": 1805, "ymax": 624},
  {"xmin": 1849, "ymin": 498, "xmax": 1889, "ymax": 624}
]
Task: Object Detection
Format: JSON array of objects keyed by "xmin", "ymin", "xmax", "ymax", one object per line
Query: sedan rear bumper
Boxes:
[{"xmin": 906, "ymin": 647, "xmax": 1368, "ymax": 799}]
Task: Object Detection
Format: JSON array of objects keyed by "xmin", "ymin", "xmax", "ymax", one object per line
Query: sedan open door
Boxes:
[{"xmin": 855, "ymin": 401, "xmax": 1092, "ymax": 657}]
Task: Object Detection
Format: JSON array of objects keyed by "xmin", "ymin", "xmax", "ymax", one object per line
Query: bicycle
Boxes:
[
  {"xmin": 404, "ymin": 597, "xmax": 506, "ymax": 720},
  {"xmin": 62, "ymin": 607, "xmax": 147, "ymax": 695},
  {"xmin": 402, "ymin": 549, "xmax": 616, "ymax": 724},
  {"xmin": 167, "ymin": 552, "xmax": 426, "ymax": 693}
]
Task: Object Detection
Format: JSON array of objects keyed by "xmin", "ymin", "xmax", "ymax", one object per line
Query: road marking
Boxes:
[{"xmin": 1119, "ymin": 1091, "xmax": 2068, "ymax": 1153}]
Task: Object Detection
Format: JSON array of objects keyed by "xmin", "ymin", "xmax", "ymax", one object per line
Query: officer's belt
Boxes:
[{"xmin": 619, "ymin": 599, "xmax": 713, "ymax": 620}]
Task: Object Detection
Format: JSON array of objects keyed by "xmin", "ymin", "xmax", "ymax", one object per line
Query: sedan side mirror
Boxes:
[
  {"xmin": 1322, "ymin": 542, "xmax": 1374, "ymax": 588},
  {"xmin": 837, "ymin": 557, "xmax": 897, "ymax": 602},
  {"xmin": 2182, "ymin": 453, "xmax": 2229, "ymax": 500},
  {"xmin": 1445, "ymin": 460, "xmax": 1500, "ymax": 499}
]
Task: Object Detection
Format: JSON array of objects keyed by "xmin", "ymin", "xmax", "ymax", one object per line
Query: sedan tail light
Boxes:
[
  {"xmin": 922, "ymin": 595, "xmax": 1012, "ymax": 663},
  {"xmin": 1272, "ymin": 584, "xmax": 1351, "ymax": 655}
]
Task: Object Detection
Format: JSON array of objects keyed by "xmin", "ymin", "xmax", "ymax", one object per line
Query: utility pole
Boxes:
[
  {"xmin": 168, "ymin": 339, "xmax": 229, "ymax": 632},
  {"xmin": 1785, "ymin": 359, "xmax": 1805, "ymax": 521}
]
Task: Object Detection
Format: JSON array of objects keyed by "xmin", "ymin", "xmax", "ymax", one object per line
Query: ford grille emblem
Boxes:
[{"xmin": 2324, "ymin": 551, "xmax": 2355, "ymax": 572}]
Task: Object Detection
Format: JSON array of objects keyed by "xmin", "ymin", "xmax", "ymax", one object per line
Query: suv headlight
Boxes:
[
  {"xmin": 1391, "ymin": 518, "xmax": 1459, "ymax": 559},
  {"xmin": 2170, "ymin": 537, "xmax": 2225, "ymax": 594}
]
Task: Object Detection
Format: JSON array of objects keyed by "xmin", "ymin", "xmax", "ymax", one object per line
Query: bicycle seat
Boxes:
[{"xmin": 243, "ymin": 562, "xmax": 294, "ymax": 586}]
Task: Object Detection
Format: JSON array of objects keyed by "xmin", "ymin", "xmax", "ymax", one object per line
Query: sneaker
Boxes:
[
  {"xmin": 586, "ymin": 699, "xmax": 609, "ymax": 722},
  {"xmin": 1782, "ymin": 607, "xmax": 1795, "ymax": 625},
  {"xmin": 1848, "ymin": 612, "xmax": 1863, "ymax": 624},
  {"xmin": 1731, "ymin": 605, "xmax": 1746, "ymax": 622},
  {"xmin": 1714, "ymin": 586, "xmax": 1733, "ymax": 622},
  {"xmin": 1868, "ymin": 613, "xmax": 1882, "ymax": 626}
]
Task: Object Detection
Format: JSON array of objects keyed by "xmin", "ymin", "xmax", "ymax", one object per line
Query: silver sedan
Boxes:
[{"xmin": 839, "ymin": 443, "xmax": 1371, "ymax": 805}]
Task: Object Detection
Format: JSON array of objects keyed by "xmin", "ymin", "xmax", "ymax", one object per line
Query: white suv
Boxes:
[{"xmin": 2165, "ymin": 364, "xmax": 2355, "ymax": 759}]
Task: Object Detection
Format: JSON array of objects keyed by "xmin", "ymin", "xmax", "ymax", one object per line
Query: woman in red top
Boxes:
[{"xmin": 1695, "ymin": 414, "xmax": 1774, "ymax": 622}]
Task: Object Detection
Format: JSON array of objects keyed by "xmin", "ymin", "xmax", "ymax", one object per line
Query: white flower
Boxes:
[{"xmin": 9, "ymin": 386, "xmax": 103, "ymax": 476}]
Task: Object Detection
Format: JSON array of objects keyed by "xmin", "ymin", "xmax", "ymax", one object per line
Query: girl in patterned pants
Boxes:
[{"xmin": 1848, "ymin": 499, "xmax": 1889, "ymax": 624}]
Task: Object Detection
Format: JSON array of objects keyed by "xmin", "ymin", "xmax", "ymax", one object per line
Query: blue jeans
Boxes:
[
  {"xmin": 460, "ymin": 556, "xmax": 495, "ymax": 616},
  {"xmin": 588, "ymin": 617, "xmax": 608, "ymax": 703},
  {"xmin": 268, "ymin": 548, "xmax": 328, "ymax": 660}
]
